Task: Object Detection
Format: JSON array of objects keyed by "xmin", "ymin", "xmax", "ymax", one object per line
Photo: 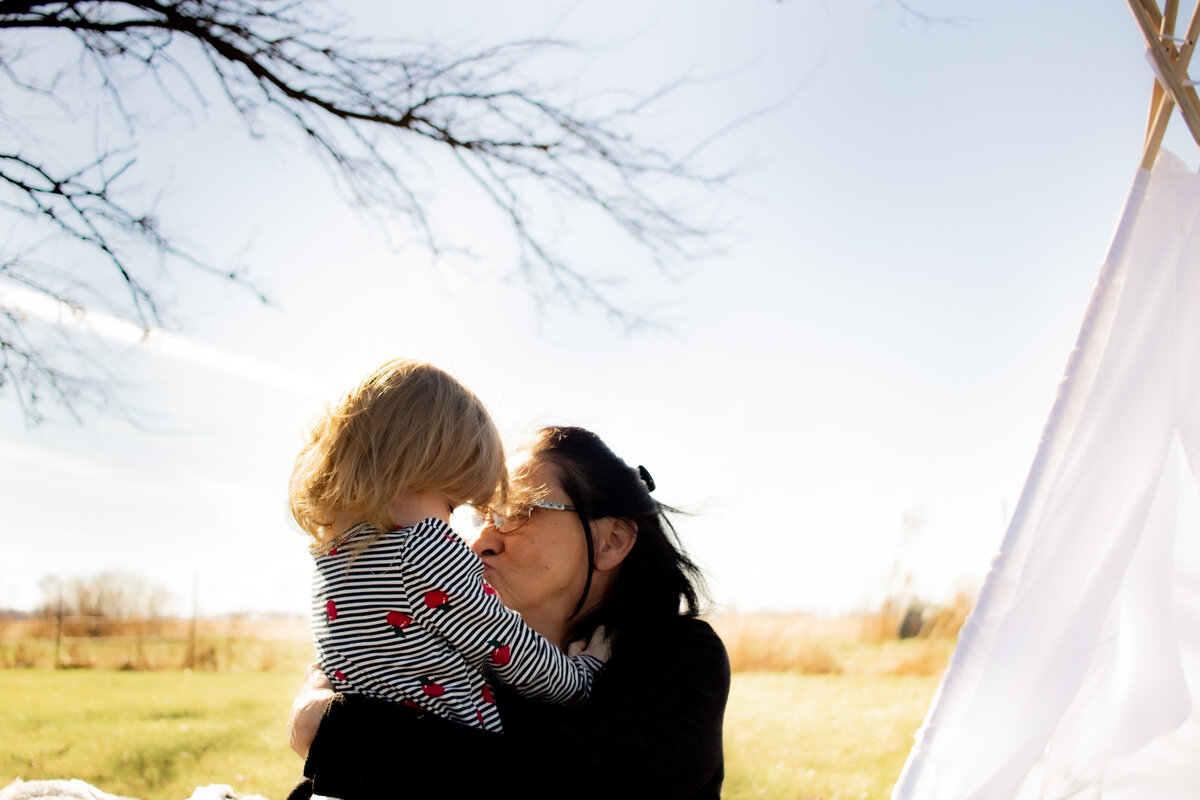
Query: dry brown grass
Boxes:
[
  {"xmin": 0, "ymin": 615, "xmax": 313, "ymax": 671},
  {"xmin": 709, "ymin": 613, "xmax": 854, "ymax": 673},
  {"xmin": 920, "ymin": 590, "xmax": 974, "ymax": 638},
  {"xmin": 708, "ymin": 591, "xmax": 973, "ymax": 677},
  {"xmin": 3, "ymin": 599, "xmax": 972, "ymax": 677}
]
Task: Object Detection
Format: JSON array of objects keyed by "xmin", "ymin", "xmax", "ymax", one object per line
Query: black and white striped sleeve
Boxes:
[{"xmin": 404, "ymin": 520, "xmax": 603, "ymax": 705}]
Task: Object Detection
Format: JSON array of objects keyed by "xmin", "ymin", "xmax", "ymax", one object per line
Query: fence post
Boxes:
[
  {"xmin": 185, "ymin": 572, "xmax": 198, "ymax": 669},
  {"xmin": 54, "ymin": 582, "xmax": 63, "ymax": 670}
]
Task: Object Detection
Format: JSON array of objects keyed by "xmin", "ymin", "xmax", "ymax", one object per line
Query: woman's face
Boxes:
[{"xmin": 470, "ymin": 452, "xmax": 590, "ymax": 645}]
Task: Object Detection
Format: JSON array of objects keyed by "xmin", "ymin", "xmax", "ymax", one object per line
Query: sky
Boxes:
[{"xmin": 3, "ymin": 0, "xmax": 1197, "ymax": 618}]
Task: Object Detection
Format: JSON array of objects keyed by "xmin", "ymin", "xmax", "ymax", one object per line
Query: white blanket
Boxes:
[{"xmin": 0, "ymin": 780, "xmax": 268, "ymax": 800}]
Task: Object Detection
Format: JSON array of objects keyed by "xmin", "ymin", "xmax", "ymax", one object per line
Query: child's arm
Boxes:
[
  {"xmin": 288, "ymin": 662, "xmax": 335, "ymax": 758},
  {"xmin": 405, "ymin": 520, "xmax": 606, "ymax": 705}
]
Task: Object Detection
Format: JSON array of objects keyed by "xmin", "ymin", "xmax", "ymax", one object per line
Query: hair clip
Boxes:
[{"xmin": 637, "ymin": 465, "xmax": 656, "ymax": 492}]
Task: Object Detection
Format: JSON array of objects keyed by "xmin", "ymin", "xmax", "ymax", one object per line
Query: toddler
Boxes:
[{"xmin": 289, "ymin": 358, "xmax": 608, "ymax": 732}]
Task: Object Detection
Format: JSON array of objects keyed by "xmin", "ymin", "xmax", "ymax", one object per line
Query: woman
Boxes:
[{"xmin": 287, "ymin": 426, "xmax": 730, "ymax": 799}]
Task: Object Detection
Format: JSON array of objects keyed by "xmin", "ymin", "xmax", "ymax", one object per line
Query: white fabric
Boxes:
[
  {"xmin": 0, "ymin": 781, "xmax": 266, "ymax": 800},
  {"xmin": 892, "ymin": 150, "xmax": 1200, "ymax": 800},
  {"xmin": 0, "ymin": 780, "xmax": 136, "ymax": 800}
]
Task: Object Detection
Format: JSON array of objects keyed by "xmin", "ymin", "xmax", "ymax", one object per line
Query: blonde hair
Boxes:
[{"xmin": 289, "ymin": 358, "xmax": 506, "ymax": 551}]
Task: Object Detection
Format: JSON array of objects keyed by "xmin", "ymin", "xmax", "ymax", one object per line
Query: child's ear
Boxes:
[{"xmin": 593, "ymin": 517, "xmax": 637, "ymax": 572}]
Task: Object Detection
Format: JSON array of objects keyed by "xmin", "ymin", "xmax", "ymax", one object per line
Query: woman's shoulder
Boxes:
[
  {"xmin": 648, "ymin": 614, "xmax": 724, "ymax": 644},
  {"xmin": 616, "ymin": 615, "xmax": 730, "ymax": 678},
  {"xmin": 671, "ymin": 616, "xmax": 728, "ymax": 661},
  {"xmin": 677, "ymin": 614, "xmax": 721, "ymax": 638}
]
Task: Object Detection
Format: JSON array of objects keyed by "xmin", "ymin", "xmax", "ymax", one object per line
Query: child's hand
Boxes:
[
  {"xmin": 568, "ymin": 624, "xmax": 612, "ymax": 663},
  {"xmin": 288, "ymin": 661, "xmax": 336, "ymax": 758}
]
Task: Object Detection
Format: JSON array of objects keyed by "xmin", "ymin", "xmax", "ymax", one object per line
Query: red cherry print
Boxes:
[
  {"xmin": 325, "ymin": 600, "xmax": 337, "ymax": 621},
  {"xmin": 489, "ymin": 641, "xmax": 511, "ymax": 666},
  {"xmin": 385, "ymin": 610, "xmax": 413, "ymax": 634},
  {"xmin": 482, "ymin": 685, "xmax": 495, "ymax": 704},
  {"xmin": 333, "ymin": 669, "xmax": 346, "ymax": 682},
  {"xmin": 476, "ymin": 710, "xmax": 485, "ymax": 726},
  {"xmin": 420, "ymin": 676, "xmax": 445, "ymax": 697},
  {"xmin": 424, "ymin": 589, "xmax": 450, "ymax": 610},
  {"xmin": 482, "ymin": 581, "xmax": 496, "ymax": 596},
  {"xmin": 403, "ymin": 700, "xmax": 422, "ymax": 710},
  {"xmin": 329, "ymin": 546, "xmax": 338, "ymax": 556}
]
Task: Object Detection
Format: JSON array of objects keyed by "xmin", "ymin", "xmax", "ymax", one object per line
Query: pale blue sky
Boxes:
[{"xmin": 3, "ymin": 1, "xmax": 1193, "ymax": 616}]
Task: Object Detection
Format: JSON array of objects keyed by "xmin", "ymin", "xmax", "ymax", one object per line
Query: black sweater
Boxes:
[{"xmin": 290, "ymin": 616, "xmax": 730, "ymax": 799}]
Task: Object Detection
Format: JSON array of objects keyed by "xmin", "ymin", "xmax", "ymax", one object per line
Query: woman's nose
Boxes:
[{"xmin": 471, "ymin": 526, "xmax": 504, "ymax": 557}]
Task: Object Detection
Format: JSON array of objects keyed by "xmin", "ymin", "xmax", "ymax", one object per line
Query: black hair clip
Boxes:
[{"xmin": 637, "ymin": 465, "xmax": 656, "ymax": 492}]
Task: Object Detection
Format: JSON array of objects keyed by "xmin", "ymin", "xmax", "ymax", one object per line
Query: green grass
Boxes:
[
  {"xmin": 1, "ymin": 666, "xmax": 939, "ymax": 800},
  {"xmin": 0, "ymin": 668, "xmax": 308, "ymax": 799},
  {"xmin": 723, "ymin": 672, "xmax": 940, "ymax": 800}
]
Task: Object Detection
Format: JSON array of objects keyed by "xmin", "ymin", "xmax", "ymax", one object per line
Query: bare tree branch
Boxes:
[
  {"xmin": 890, "ymin": 0, "xmax": 974, "ymax": 28},
  {"xmin": 0, "ymin": 0, "xmax": 730, "ymax": 421}
]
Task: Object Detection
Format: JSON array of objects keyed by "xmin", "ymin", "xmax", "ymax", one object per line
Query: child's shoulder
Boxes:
[
  {"xmin": 317, "ymin": 518, "xmax": 466, "ymax": 563},
  {"xmin": 407, "ymin": 517, "xmax": 467, "ymax": 548},
  {"xmin": 313, "ymin": 523, "xmax": 388, "ymax": 563}
]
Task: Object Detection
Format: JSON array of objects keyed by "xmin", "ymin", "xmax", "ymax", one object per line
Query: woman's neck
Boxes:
[
  {"xmin": 525, "ymin": 572, "xmax": 615, "ymax": 650},
  {"xmin": 518, "ymin": 608, "xmax": 571, "ymax": 650}
]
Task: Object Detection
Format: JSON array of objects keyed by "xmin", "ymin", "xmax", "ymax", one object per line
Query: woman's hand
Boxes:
[
  {"xmin": 568, "ymin": 624, "xmax": 613, "ymax": 662},
  {"xmin": 288, "ymin": 662, "xmax": 336, "ymax": 759}
]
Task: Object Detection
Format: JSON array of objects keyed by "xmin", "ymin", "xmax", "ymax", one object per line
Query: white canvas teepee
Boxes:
[{"xmin": 891, "ymin": 4, "xmax": 1200, "ymax": 799}]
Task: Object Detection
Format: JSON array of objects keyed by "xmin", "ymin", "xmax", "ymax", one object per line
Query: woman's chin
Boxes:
[{"xmin": 481, "ymin": 567, "xmax": 505, "ymax": 595}]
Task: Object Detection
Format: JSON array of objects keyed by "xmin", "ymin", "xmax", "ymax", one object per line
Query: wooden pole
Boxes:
[
  {"xmin": 1137, "ymin": 0, "xmax": 1164, "ymax": 29},
  {"xmin": 54, "ymin": 581, "xmax": 63, "ymax": 670},
  {"xmin": 186, "ymin": 572, "xmax": 198, "ymax": 669},
  {"xmin": 1144, "ymin": 0, "xmax": 1176, "ymax": 142},
  {"xmin": 1143, "ymin": 0, "xmax": 1179, "ymax": 168},
  {"xmin": 1164, "ymin": 0, "xmax": 1180, "ymax": 32},
  {"xmin": 1130, "ymin": 0, "xmax": 1200, "ymax": 167}
]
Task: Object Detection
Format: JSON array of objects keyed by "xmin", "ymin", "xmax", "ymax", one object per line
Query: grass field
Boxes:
[
  {"xmin": 0, "ymin": 668, "xmax": 305, "ymax": 799},
  {"xmin": 0, "ymin": 614, "xmax": 953, "ymax": 799},
  {"xmin": 0, "ymin": 667, "xmax": 943, "ymax": 800},
  {"xmin": 724, "ymin": 672, "xmax": 939, "ymax": 799}
]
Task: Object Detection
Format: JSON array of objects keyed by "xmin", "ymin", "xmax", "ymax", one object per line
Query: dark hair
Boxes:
[{"xmin": 525, "ymin": 426, "xmax": 708, "ymax": 641}]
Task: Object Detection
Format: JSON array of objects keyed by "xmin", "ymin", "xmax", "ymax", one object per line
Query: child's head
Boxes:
[{"xmin": 289, "ymin": 358, "xmax": 506, "ymax": 547}]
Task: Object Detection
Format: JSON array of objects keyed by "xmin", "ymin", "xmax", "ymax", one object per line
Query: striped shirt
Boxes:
[{"xmin": 311, "ymin": 518, "xmax": 602, "ymax": 731}]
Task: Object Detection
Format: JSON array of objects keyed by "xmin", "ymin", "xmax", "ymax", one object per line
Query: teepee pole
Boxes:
[
  {"xmin": 1146, "ymin": 1, "xmax": 1177, "ymax": 133},
  {"xmin": 1139, "ymin": 1, "xmax": 1200, "ymax": 168},
  {"xmin": 1129, "ymin": 0, "xmax": 1200, "ymax": 162},
  {"xmin": 1165, "ymin": 0, "xmax": 1180, "ymax": 32},
  {"xmin": 1142, "ymin": 2, "xmax": 1175, "ymax": 167}
]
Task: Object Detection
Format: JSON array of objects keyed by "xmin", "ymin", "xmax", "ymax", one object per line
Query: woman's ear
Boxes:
[{"xmin": 593, "ymin": 517, "xmax": 637, "ymax": 572}]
